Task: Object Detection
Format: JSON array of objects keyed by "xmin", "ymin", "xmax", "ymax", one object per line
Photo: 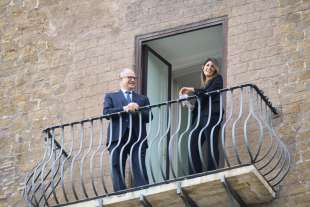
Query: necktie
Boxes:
[{"xmin": 125, "ymin": 91, "xmax": 131, "ymax": 103}]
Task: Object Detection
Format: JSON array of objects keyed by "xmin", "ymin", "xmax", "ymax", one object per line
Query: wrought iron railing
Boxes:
[{"xmin": 23, "ymin": 84, "xmax": 290, "ymax": 207}]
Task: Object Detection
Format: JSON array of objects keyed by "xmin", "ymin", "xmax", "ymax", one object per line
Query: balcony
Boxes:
[{"xmin": 23, "ymin": 84, "xmax": 290, "ymax": 207}]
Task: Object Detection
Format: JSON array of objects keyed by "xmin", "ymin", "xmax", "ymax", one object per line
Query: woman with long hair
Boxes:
[{"xmin": 179, "ymin": 58, "xmax": 223, "ymax": 174}]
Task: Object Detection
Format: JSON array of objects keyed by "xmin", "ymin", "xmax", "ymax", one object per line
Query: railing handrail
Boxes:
[
  {"xmin": 45, "ymin": 131, "xmax": 69, "ymax": 158},
  {"xmin": 43, "ymin": 83, "xmax": 278, "ymax": 132}
]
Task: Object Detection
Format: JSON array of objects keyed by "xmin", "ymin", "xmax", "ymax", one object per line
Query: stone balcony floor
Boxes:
[{"xmin": 67, "ymin": 165, "xmax": 275, "ymax": 207}]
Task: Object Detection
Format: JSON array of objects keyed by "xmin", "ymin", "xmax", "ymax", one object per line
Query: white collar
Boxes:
[{"xmin": 121, "ymin": 89, "xmax": 133, "ymax": 94}]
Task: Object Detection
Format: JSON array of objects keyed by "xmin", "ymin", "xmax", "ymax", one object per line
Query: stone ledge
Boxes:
[{"xmin": 67, "ymin": 165, "xmax": 275, "ymax": 207}]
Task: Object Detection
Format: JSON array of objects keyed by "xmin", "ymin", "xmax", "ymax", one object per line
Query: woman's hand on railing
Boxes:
[
  {"xmin": 179, "ymin": 87, "xmax": 194, "ymax": 95},
  {"xmin": 179, "ymin": 93, "xmax": 195, "ymax": 110}
]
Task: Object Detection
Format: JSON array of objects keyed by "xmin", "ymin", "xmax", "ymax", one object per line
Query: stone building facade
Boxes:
[{"xmin": 0, "ymin": 0, "xmax": 309, "ymax": 206}]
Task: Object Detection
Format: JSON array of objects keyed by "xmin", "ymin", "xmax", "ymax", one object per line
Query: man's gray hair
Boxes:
[{"xmin": 119, "ymin": 68, "xmax": 135, "ymax": 78}]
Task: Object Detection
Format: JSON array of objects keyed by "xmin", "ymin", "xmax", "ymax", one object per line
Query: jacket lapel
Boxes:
[
  {"xmin": 117, "ymin": 90, "xmax": 128, "ymax": 106},
  {"xmin": 132, "ymin": 91, "xmax": 138, "ymax": 103}
]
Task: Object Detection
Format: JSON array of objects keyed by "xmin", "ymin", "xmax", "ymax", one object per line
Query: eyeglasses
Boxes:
[{"xmin": 122, "ymin": 76, "xmax": 136, "ymax": 80}]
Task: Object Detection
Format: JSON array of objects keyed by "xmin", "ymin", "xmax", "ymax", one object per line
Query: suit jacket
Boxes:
[
  {"xmin": 103, "ymin": 90, "xmax": 151, "ymax": 144},
  {"xmin": 192, "ymin": 74, "xmax": 224, "ymax": 123}
]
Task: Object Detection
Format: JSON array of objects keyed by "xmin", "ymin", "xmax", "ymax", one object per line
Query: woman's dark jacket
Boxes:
[{"xmin": 192, "ymin": 74, "xmax": 224, "ymax": 123}]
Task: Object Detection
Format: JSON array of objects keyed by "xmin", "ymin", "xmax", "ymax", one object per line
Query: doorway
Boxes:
[{"xmin": 135, "ymin": 17, "xmax": 227, "ymax": 181}]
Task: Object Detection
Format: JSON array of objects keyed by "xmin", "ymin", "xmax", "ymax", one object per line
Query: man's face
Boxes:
[{"xmin": 120, "ymin": 70, "xmax": 136, "ymax": 90}]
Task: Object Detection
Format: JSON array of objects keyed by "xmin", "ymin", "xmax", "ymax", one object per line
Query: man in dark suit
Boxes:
[{"xmin": 103, "ymin": 68, "xmax": 150, "ymax": 191}]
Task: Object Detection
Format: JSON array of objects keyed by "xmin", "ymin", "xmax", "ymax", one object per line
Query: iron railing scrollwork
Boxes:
[{"xmin": 23, "ymin": 84, "xmax": 290, "ymax": 207}]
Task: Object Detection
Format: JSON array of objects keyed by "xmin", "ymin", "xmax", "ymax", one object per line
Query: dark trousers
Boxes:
[
  {"xmin": 109, "ymin": 131, "xmax": 148, "ymax": 192},
  {"xmin": 189, "ymin": 115, "xmax": 221, "ymax": 174}
]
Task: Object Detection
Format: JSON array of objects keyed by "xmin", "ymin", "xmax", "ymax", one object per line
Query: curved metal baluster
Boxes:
[
  {"xmin": 253, "ymin": 95, "xmax": 271, "ymax": 163},
  {"xmin": 109, "ymin": 114, "xmax": 125, "ymax": 191},
  {"xmin": 50, "ymin": 127, "xmax": 65, "ymax": 204},
  {"xmin": 263, "ymin": 143, "xmax": 284, "ymax": 177},
  {"xmin": 157, "ymin": 104, "xmax": 171, "ymax": 180},
  {"xmin": 90, "ymin": 118, "xmax": 104, "ymax": 196},
  {"xmin": 265, "ymin": 109, "xmax": 290, "ymax": 182},
  {"xmin": 61, "ymin": 125, "xmax": 74, "ymax": 202},
  {"xmin": 198, "ymin": 96, "xmax": 212, "ymax": 170},
  {"xmin": 147, "ymin": 107, "xmax": 161, "ymax": 183},
  {"xmin": 221, "ymin": 90, "xmax": 233, "ymax": 167},
  {"xmin": 255, "ymin": 103, "xmax": 275, "ymax": 164},
  {"xmin": 187, "ymin": 98, "xmax": 201, "ymax": 174},
  {"xmin": 33, "ymin": 159, "xmax": 54, "ymax": 206},
  {"xmin": 231, "ymin": 88, "xmax": 243, "ymax": 164},
  {"xmin": 40, "ymin": 172, "xmax": 62, "ymax": 205},
  {"xmin": 243, "ymin": 87, "xmax": 255, "ymax": 163},
  {"xmin": 25, "ymin": 168, "xmax": 38, "ymax": 206},
  {"xmin": 23, "ymin": 173, "xmax": 31, "ymax": 205},
  {"xmin": 119, "ymin": 113, "xmax": 133, "ymax": 188},
  {"xmin": 40, "ymin": 129, "xmax": 55, "ymax": 206},
  {"xmin": 268, "ymin": 107, "xmax": 291, "ymax": 187},
  {"xmin": 210, "ymin": 92, "xmax": 223, "ymax": 169},
  {"xmin": 178, "ymin": 104, "xmax": 192, "ymax": 176},
  {"xmin": 138, "ymin": 108, "xmax": 152, "ymax": 182},
  {"xmin": 28, "ymin": 134, "xmax": 49, "ymax": 204},
  {"xmin": 249, "ymin": 87, "xmax": 264, "ymax": 162},
  {"xmin": 23, "ymin": 171, "xmax": 33, "ymax": 205},
  {"xmin": 168, "ymin": 103, "xmax": 182, "ymax": 178},
  {"xmin": 257, "ymin": 107, "xmax": 281, "ymax": 171},
  {"xmin": 258, "ymin": 140, "xmax": 281, "ymax": 171},
  {"xmin": 24, "ymin": 158, "xmax": 37, "ymax": 205},
  {"xmin": 271, "ymin": 143, "xmax": 291, "ymax": 187},
  {"xmin": 129, "ymin": 112, "xmax": 143, "ymax": 185},
  {"xmin": 51, "ymin": 142, "xmax": 61, "ymax": 205},
  {"xmin": 39, "ymin": 156, "xmax": 62, "ymax": 205},
  {"xmin": 267, "ymin": 142, "xmax": 286, "ymax": 182},
  {"xmin": 70, "ymin": 123, "xmax": 84, "ymax": 201},
  {"xmin": 29, "ymin": 132, "xmax": 50, "ymax": 206},
  {"xmin": 80, "ymin": 121, "xmax": 94, "ymax": 198},
  {"xmin": 101, "ymin": 118, "xmax": 113, "ymax": 194},
  {"xmin": 40, "ymin": 130, "xmax": 58, "ymax": 206}
]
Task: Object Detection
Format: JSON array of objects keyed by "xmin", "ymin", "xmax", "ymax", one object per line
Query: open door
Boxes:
[
  {"xmin": 142, "ymin": 45, "xmax": 171, "ymax": 102},
  {"xmin": 138, "ymin": 22, "xmax": 226, "ymax": 181},
  {"xmin": 142, "ymin": 45, "xmax": 171, "ymax": 182}
]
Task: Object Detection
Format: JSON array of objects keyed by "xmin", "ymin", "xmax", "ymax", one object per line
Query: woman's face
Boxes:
[{"xmin": 202, "ymin": 60, "xmax": 216, "ymax": 77}]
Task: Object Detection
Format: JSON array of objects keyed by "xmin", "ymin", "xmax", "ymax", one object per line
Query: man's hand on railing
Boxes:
[{"xmin": 123, "ymin": 102, "xmax": 139, "ymax": 112}]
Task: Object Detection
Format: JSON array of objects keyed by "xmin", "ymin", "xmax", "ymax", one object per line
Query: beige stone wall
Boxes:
[{"xmin": 0, "ymin": 0, "xmax": 309, "ymax": 206}]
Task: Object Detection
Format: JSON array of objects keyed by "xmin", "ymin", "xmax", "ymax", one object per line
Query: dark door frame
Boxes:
[{"xmin": 134, "ymin": 15, "xmax": 228, "ymax": 94}]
